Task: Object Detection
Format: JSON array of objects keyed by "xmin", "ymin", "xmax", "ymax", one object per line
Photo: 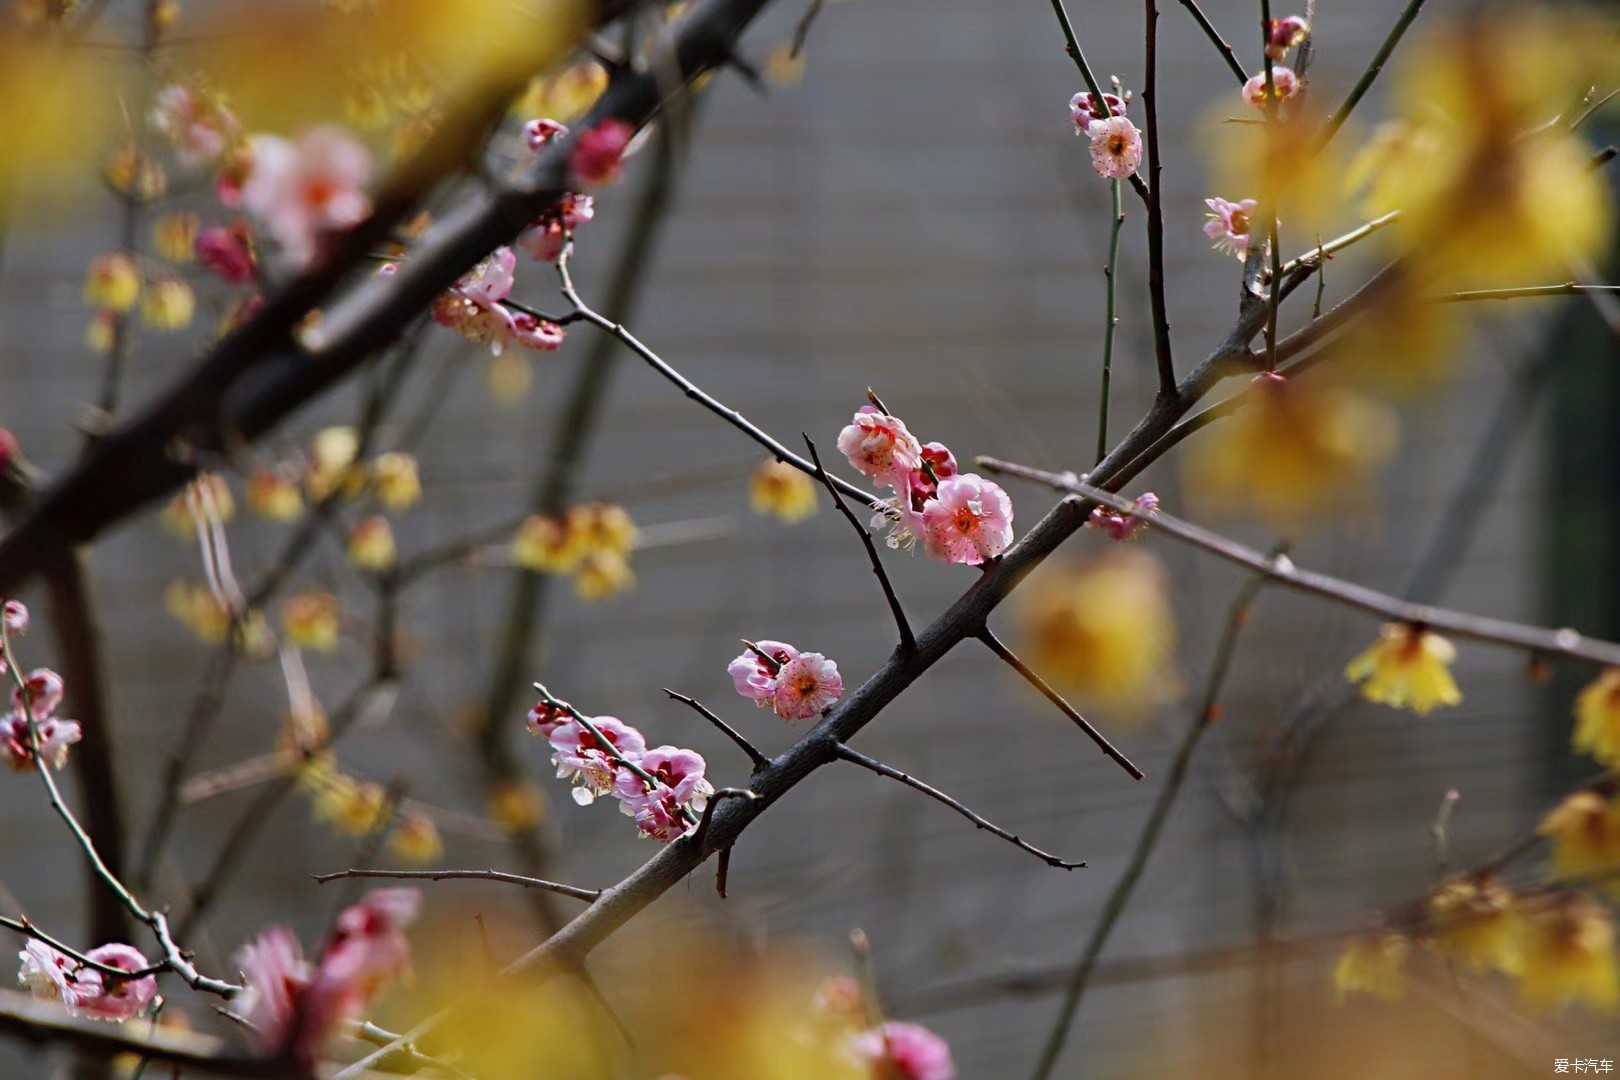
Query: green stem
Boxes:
[
  {"xmin": 1096, "ymin": 179, "xmax": 1122, "ymax": 465},
  {"xmin": 1318, "ymin": 0, "xmax": 1429, "ymax": 148}
]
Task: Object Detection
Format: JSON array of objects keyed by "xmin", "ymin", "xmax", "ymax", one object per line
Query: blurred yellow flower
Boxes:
[
  {"xmin": 312, "ymin": 772, "xmax": 386, "ymax": 835},
  {"xmin": 161, "ymin": 473, "xmax": 235, "ymax": 537},
  {"xmin": 305, "ymin": 426, "xmax": 366, "ymax": 500},
  {"xmin": 347, "ymin": 515, "xmax": 398, "ymax": 571},
  {"xmin": 574, "ymin": 550, "xmax": 635, "ymax": 601},
  {"xmin": 1184, "ymin": 372, "xmax": 1396, "ymax": 524},
  {"xmin": 1518, "ymin": 899, "xmax": 1619, "ymax": 1011},
  {"xmin": 513, "ymin": 514, "xmax": 581, "ymax": 573},
  {"xmin": 1344, "ymin": 622, "xmax": 1461, "ymax": 716},
  {"xmin": 1573, "ymin": 669, "xmax": 1620, "ymax": 767},
  {"xmin": 104, "ymin": 142, "xmax": 167, "ymax": 201},
  {"xmin": 83, "ymin": 255, "xmax": 140, "ymax": 313},
  {"xmin": 1539, "ymin": 790, "xmax": 1620, "ymax": 879},
  {"xmin": 1324, "ymin": 271, "xmax": 1466, "ymax": 399},
  {"xmin": 245, "ymin": 467, "xmax": 306, "ymax": 521},
  {"xmin": 1334, "ymin": 933, "xmax": 1409, "ymax": 1003},
  {"xmin": 766, "ymin": 43, "xmax": 806, "ymax": 87},
  {"xmin": 371, "ymin": 451, "xmax": 422, "ymax": 511},
  {"xmin": 85, "ymin": 310, "xmax": 117, "ymax": 354},
  {"xmin": 152, "ymin": 212, "xmax": 198, "ymax": 263},
  {"xmin": 141, "ymin": 278, "xmax": 196, "ymax": 331},
  {"xmin": 750, "ymin": 459, "xmax": 819, "ymax": 523},
  {"xmin": 1426, "ymin": 877, "xmax": 1522, "ymax": 975},
  {"xmin": 569, "ymin": 502, "xmax": 637, "ymax": 557},
  {"xmin": 513, "ymin": 59, "xmax": 609, "ymax": 124},
  {"xmin": 1017, "ymin": 549, "xmax": 1178, "ymax": 714},
  {"xmin": 387, "ymin": 812, "xmax": 443, "ymax": 863},
  {"xmin": 484, "ymin": 352, "xmax": 534, "ymax": 404},
  {"xmin": 163, "ymin": 580, "xmax": 271, "ymax": 654},
  {"xmin": 487, "ymin": 779, "xmax": 547, "ymax": 831},
  {"xmin": 281, "ymin": 591, "xmax": 341, "ymax": 653}
]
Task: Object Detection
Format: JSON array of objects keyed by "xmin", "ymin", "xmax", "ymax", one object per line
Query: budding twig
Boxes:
[
  {"xmin": 311, "ymin": 868, "xmax": 601, "ymax": 903},
  {"xmin": 833, "ymin": 742, "xmax": 1086, "ymax": 870},
  {"xmin": 662, "ymin": 689, "xmax": 770, "ymax": 770}
]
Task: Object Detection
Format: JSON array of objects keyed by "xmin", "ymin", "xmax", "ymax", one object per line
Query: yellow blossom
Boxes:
[
  {"xmin": 347, "ymin": 515, "xmax": 398, "ymax": 571},
  {"xmin": 1334, "ymin": 933, "xmax": 1410, "ymax": 1003},
  {"xmin": 487, "ymin": 780, "xmax": 547, "ymax": 831},
  {"xmin": 1539, "ymin": 790, "xmax": 1620, "ymax": 879},
  {"xmin": 387, "ymin": 813, "xmax": 443, "ymax": 863},
  {"xmin": 1323, "ymin": 270, "xmax": 1466, "ymax": 399},
  {"xmin": 765, "ymin": 43, "xmax": 806, "ymax": 87},
  {"xmin": 162, "ymin": 580, "xmax": 270, "ymax": 654},
  {"xmin": 141, "ymin": 278, "xmax": 196, "ymax": 331},
  {"xmin": 1344, "ymin": 623, "xmax": 1462, "ymax": 716},
  {"xmin": 1519, "ymin": 899, "xmax": 1619, "ymax": 1011},
  {"xmin": 83, "ymin": 254, "xmax": 140, "ymax": 313},
  {"xmin": 245, "ymin": 468, "xmax": 305, "ymax": 521},
  {"xmin": 485, "ymin": 352, "xmax": 534, "ymax": 404},
  {"xmin": 513, "ymin": 515, "xmax": 582, "ymax": 573},
  {"xmin": 305, "ymin": 426, "xmax": 366, "ymax": 500},
  {"xmin": 312, "ymin": 772, "xmax": 386, "ymax": 836},
  {"xmin": 513, "ymin": 59, "xmax": 609, "ymax": 124},
  {"xmin": 574, "ymin": 550, "xmax": 635, "ymax": 600},
  {"xmin": 161, "ymin": 473, "xmax": 235, "ymax": 537},
  {"xmin": 1184, "ymin": 372, "xmax": 1396, "ymax": 524},
  {"xmin": 1017, "ymin": 549, "xmax": 1178, "ymax": 714},
  {"xmin": 1426, "ymin": 877, "xmax": 1522, "ymax": 975},
  {"xmin": 371, "ymin": 452, "xmax": 422, "ymax": 511},
  {"xmin": 85, "ymin": 311, "xmax": 118, "ymax": 354},
  {"xmin": 104, "ymin": 143, "xmax": 166, "ymax": 201},
  {"xmin": 1574, "ymin": 669, "xmax": 1620, "ymax": 767},
  {"xmin": 569, "ymin": 503, "xmax": 636, "ymax": 557},
  {"xmin": 750, "ymin": 459, "xmax": 819, "ymax": 524},
  {"xmin": 153, "ymin": 0, "xmax": 180, "ymax": 30},
  {"xmin": 281, "ymin": 592, "xmax": 341, "ymax": 653},
  {"xmin": 152, "ymin": 212, "xmax": 198, "ymax": 263}
]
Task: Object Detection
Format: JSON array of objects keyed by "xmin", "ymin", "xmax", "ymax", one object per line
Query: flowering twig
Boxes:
[
  {"xmin": 1045, "ymin": 0, "xmax": 1150, "ymax": 203},
  {"xmin": 311, "ymin": 869, "xmax": 600, "ymax": 903},
  {"xmin": 1438, "ymin": 282, "xmax": 1620, "ymax": 304},
  {"xmin": 1318, "ymin": 0, "xmax": 1431, "ymax": 148},
  {"xmin": 978, "ymin": 629, "xmax": 1144, "ymax": 781},
  {"xmin": 1141, "ymin": 0, "xmax": 1178, "ymax": 395},
  {"xmin": 1277, "ymin": 211, "xmax": 1402, "ymax": 277},
  {"xmin": 1029, "ymin": 564, "xmax": 1272, "ymax": 1079},
  {"xmin": 978, "ymin": 458, "xmax": 1620, "ymax": 667},
  {"xmin": 661, "ymin": 688, "xmax": 771, "ymax": 770},
  {"xmin": 1173, "ymin": 0, "xmax": 1249, "ymax": 85},
  {"xmin": 833, "ymin": 742, "xmax": 1087, "ymax": 870},
  {"xmin": 802, "ymin": 435, "xmax": 915, "ymax": 652}
]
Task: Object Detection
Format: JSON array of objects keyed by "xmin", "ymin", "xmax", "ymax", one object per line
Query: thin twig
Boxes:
[
  {"xmin": 1141, "ymin": 0, "xmax": 1178, "ymax": 395},
  {"xmin": 1045, "ymin": 0, "xmax": 1151, "ymax": 203},
  {"xmin": 1029, "ymin": 565, "xmax": 1271, "ymax": 1079},
  {"xmin": 662, "ymin": 688, "xmax": 770, "ymax": 770},
  {"xmin": 311, "ymin": 868, "xmax": 600, "ymax": 903},
  {"xmin": 789, "ymin": 0, "xmax": 825, "ymax": 58},
  {"xmin": 1439, "ymin": 283, "xmax": 1620, "ymax": 304},
  {"xmin": 532, "ymin": 682, "xmax": 700, "ymax": 825},
  {"xmin": 803, "ymin": 435, "xmax": 914, "ymax": 651},
  {"xmin": 1570, "ymin": 86, "xmax": 1619, "ymax": 131},
  {"xmin": 1174, "ymin": 0, "xmax": 1249, "ymax": 85},
  {"xmin": 978, "ymin": 629, "xmax": 1144, "ymax": 780},
  {"xmin": 1277, "ymin": 211, "xmax": 1401, "ymax": 276},
  {"xmin": 834, "ymin": 742, "xmax": 1086, "ymax": 870},
  {"xmin": 1096, "ymin": 178, "xmax": 1124, "ymax": 464},
  {"xmin": 1318, "ymin": 0, "xmax": 1430, "ymax": 148}
]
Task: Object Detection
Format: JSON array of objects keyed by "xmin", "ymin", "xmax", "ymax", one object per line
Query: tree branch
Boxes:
[
  {"xmin": 1141, "ymin": 0, "xmax": 1177, "ymax": 394},
  {"xmin": 1318, "ymin": 0, "xmax": 1430, "ymax": 148},
  {"xmin": 1173, "ymin": 0, "xmax": 1248, "ymax": 85},
  {"xmin": 661, "ymin": 688, "xmax": 770, "ymax": 771},
  {"xmin": 311, "ymin": 868, "xmax": 600, "ymax": 903}
]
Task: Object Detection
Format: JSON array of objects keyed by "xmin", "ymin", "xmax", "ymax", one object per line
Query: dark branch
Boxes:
[
  {"xmin": 662, "ymin": 688, "xmax": 770, "ymax": 770},
  {"xmin": 311, "ymin": 868, "xmax": 600, "ymax": 903}
]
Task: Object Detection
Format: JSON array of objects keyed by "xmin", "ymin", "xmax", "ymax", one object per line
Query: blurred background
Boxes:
[{"xmin": 1, "ymin": 0, "xmax": 1618, "ymax": 1075}]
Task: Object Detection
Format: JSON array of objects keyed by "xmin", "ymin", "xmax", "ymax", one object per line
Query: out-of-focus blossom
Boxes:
[
  {"xmin": 311, "ymin": 770, "xmax": 386, "ymax": 836},
  {"xmin": 1426, "ymin": 877, "xmax": 1522, "ymax": 975},
  {"xmin": 837, "ymin": 406, "xmax": 922, "ymax": 487},
  {"xmin": 234, "ymin": 926, "xmax": 310, "ymax": 1054},
  {"xmin": 246, "ymin": 467, "xmax": 305, "ymax": 521},
  {"xmin": 3, "ymin": 600, "xmax": 29, "ymax": 637},
  {"xmin": 305, "ymin": 426, "xmax": 365, "ymax": 500},
  {"xmin": 729, "ymin": 640, "xmax": 799, "ymax": 707},
  {"xmin": 487, "ymin": 779, "xmax": 547, "ymax": 830},
  {"xmin": 1321, "ymin": 273, "xmax": 1465, "ymax": 399},
  {"xmin": 1019, "ymin": 550, "xmax": 1178, "ymax": 713},
  {"xmin": 1086, "ymin": 115, "xmax": 1143, "ymax": 180},
  {"xmin": 141, "ymin": 278, "xmax": 196, "ymax": 331},
  {"xmin": 241, "ymin": 127, "xmax": 373, "ymax": 269},
  {"xmin": 149, "ymin": 83, "xmax": 240, "ymax": 168},
  {"xmin": 771, "ymin": 652, "xmax": 843, "ymax": 721},
  {"xmin": 371, "ymin": 452, "xmax": 422, "ymax": 511},
  {"xmin": 1344, "ymin": 623, "xmax": 1462, "ymax": 716},
  {"xmin": 550, "ymin": 716, "xmax": 646, "ymax": 804},
  {"xmin": 1333, "ymin": 933, "xmax": 1409, "ymax": 1002},
  {"xmin": 387, "ymin": 812, "xmax": 443, "ymax": 863},
  {"xmin": 1243, "ymin": 66, "xmax": 1299, "ymax": 110},
  {"xmin": 432, "ymin": 247, "xmax": 566, "ymax": 355},
  {"xmin": 1265, "ymin": 16, "xmax": 1309, "ymax": 60},
  {"xmin": 516, "ymin": 193, "xmax": 593, "ymax": 262},
  {"xmin": 12, "ymin": 668, "xmax": 64, "ymax": 720},
  {"xmin": 104, "ymin": 142, "xmax": 167, "ymax": 202},
  {"xmin": 1539, "ymin": 791, "xmax": 1620, "ymax": 879},
  {"xmin": 161, "ymin": 473, "xmax": 235, "ymax": 537},
  {"xmin": 574, "ymin": 551, "xmax": 635, "ymax": 600},
  {"xmin": 514, "ymin": 515, "xmax": 582, "ymax": 573},
  {"xmin": 524, "ymin": 117, "xmax": 568, "ymax": 150},
  {"xmin": 347, "ymin": 515, "xmax": 397, "ymax": 571},
  {"xmin": 1183, "ymin": 371, "xmax": 1396, "ymax": 523},
  {"xmin": 195, "ymin": 222, "xmax": 257, "ymax": 284},
  {"xmin": 569, "ymin": 119, "xmax": 635, "ymax": 186},
  {"xmin": 921, "ymin": 473, "xmax": 1014, "ymax": 565},
  {"xmin": 1089, "ymin": 492, "xmax": 1158, "ymax": 541},
  {"xmin": 83, "ymin": 254, "xmax": 140, "ymax": 313},
  {"xmin": 85, "ymin": 310, "xmax": 117, "ymax": 354},
  {"xmin": 568, "ymin": 503, "xmax": 636, "ymax": 556},
  {"xmin": 1574, "ymin": 669, "xmax": 1620, "ymax": 767},
  {"xmin": 1202, "ymin": 197, "xmax": 1261, "ymax": 259},
  {"xmin": 282, "ymin": 592, "xmax": 342, "ymax": 653},
  {"xmin": 152, "ymin": 212, "xmax": 199, "ymax": 262},
  {"xmin": 163, "ymin": 580, "xmax": 271, "ymax": 654},
  {"xmin": 1518, "ymin": 899, "xmax": 1619, "ymax": 1011},
  {"xmin": 850, "ymin": 1021, "xmax": 956, "ymax": 1080},
  {"xmin": 0, "ymin": 711, "xmax": 82, "ymax": 771},
  {"xmin": 19, "ymin": 941, "xmax": 157, "ymax": 1022},
  {"xmin": 1069, "ymin": 90, "xmax": 1127, "ymax": 131},
  {"xmin": 514, "ymin": 61, "xmax": 609, "ymax": 125},
  {"xmin": 750, "ymin": 459, "xmax": 819, "ymax": 523}
]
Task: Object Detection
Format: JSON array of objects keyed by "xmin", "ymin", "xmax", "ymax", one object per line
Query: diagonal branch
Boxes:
[
  {"xmin": 1140, "ymin": 0, "xmax": 1177, "ymax": 395},
  {"xmin": 1174, "ymin": 0, "xmax": 1248, "ymax": 85},
  {"xmin": 979, "ymin": 629, "xmax": 1144, "ymax": 781},
  {"xmin": 1318, "ymin": 0, "xmax": 1430, "ymax": 148},
  {"xmin": 834, "ymin": 742, "xmax": 1086, "ymax": 870},
  {"xmin": 311, "ymin": 868, "xmax": 600, "ymax": 903},
  {"xmin": 803, "ymin": 435, "xmax": 914, "ymax": 651},
  {"xmin": 662, "ymin": 688, "xmax": 770, "ymax": 770}
]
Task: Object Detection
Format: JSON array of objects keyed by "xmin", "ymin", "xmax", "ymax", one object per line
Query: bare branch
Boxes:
[
  {"xmin": 691, "ymin": 787, "xmax": 758, "ymax": 847},
  {"xmin": 1141, "ymin": 0, "xmax": 1177, "ymax": 394},
  {"xmin": 833, "ymin": 742, "xmax": 1086, "ymax": 870},
  {"xmin": 1173, "ymin": 0, "xmax": 1248, "ymax": 85},
  {"xmin": 1319, "ymin": 0, "xmax": 1430, "ymax": 147},
  {"xmin": 312, "ymin": 869, "xmax": 600, "ymax": 903},
  {"xmin": 662, "ymin": 688, "xmax": 770, "ymax": 770}
]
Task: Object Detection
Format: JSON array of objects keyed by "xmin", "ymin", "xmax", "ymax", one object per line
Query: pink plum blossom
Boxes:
[
  {"xmin": 240, "ymin": 127, "xmax": 374, "ymax": 269},
  {"xmin": 550, "ymin": 716, "xmax": 646, "ymax": 804},
  {"xmin": 1086, "ymin": 116, "xmax": 1143, "ymax": 180},
  {"xmin": 525, "ymin": 699, "xmax": 571, "ymax": 739},
  {"xmin": 1266, "ymin": 16, "xmax": 1309, "ymax": 60},
  {"xmin": 0, "ymin": 711, "xmax": 82, "ymax": 771},
  {"xmin": 524, "ymin": 118, "xmax": 569, "ymax": 150},
  {"xmin": 2, "ymin": 600, "xmax": 26, "ymax": 652},
  {"xmin": 921, "ymin": 473, "xmax": 1014, "ymax": 565},
  {"xmin": 195, "ymin": 223, "xmax": 257, "ymax": 284},
  {"xmin": 431, "ymin": 247, "xmax": 566, "ymax": 355},
  {"xmin": 12, "ymin": 667, "xmax": 63, "ymax": 718},
  {"xmin": 1243, "ymin": 66, "xmax": 1300, "ymax": 110},
  {"xmin": 234, "ymin": 925, "xmax": 311, "ymax": 1054},
  {"xmin": 1089, "ymin": 491, "xmax": 1160, "ymax": 540},
  {"xmin": 771, "ymin": 652, "xmax": 843, "ymax": 721},
  {"xmin": 728, "ymin": 640, "xmax": 799, "ymax": 706},
  {"xmin": 570, "ymin": 119, "xmax": 636, "ymax": 186},
  {"xmin": 837, "ymin": 406, "xmax": 923, "ymax": 487},
  {"xmin": 1203, "ymin": 197, "xmax": 1261, "ymax": 259},
  {"xmin": 149, "ymin": 84, "xmax": 240, "ymax": 168},
  {"xmin": 614, "ymin": 745, "xmax": 714, "ymax": 841},
  {"xmin": 850, "ymin": 1022, "xmax": 956, "ymax": 1080},
  {"xmin": 19, "ymin": 941, "xmax": 156, "ymax": 1022},
  {"xmin": 516, "ymin": 193, "xmax": 595, "ymax": 263},
  {"xmin": 1068, "ymin": 90, "xmax": 1127, "ymax": 131}
]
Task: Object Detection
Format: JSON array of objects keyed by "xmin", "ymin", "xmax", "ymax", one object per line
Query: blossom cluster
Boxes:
[
  {"xmin": 513, "ymin": 501, "xmax": 638, "ymax": 600},
  {"xmin": 427, "ymin": 246, "xmax": 567, "ymax": 356},
  {"xmin": 233, "ymin": 887, "xmax": 421, "ymax": 1066},
  {"xmin": 837, "ymin": 406, "xmax": 1014, "ymax": 565},
  {"xmin": 0, "ymin": 602, "xmax": 82, "ymax": 772},
  {"xmin": 19, "ymin": 940, "xmax": 157, "ymax": 1024},
  {"xmin": 527, "ymin": 700, "xmax": 713, "ymax": 842},
  {"xmin": 1068, "ymin": 89, "xmax": 1142, "ymax": 181},
  {"xmin": 728, "ymin": 640, "xmax": 845, "ymax": 721},
  {"xmin": 812, "ymin": 975, "xmax": 956, "ymax": 1080}
]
